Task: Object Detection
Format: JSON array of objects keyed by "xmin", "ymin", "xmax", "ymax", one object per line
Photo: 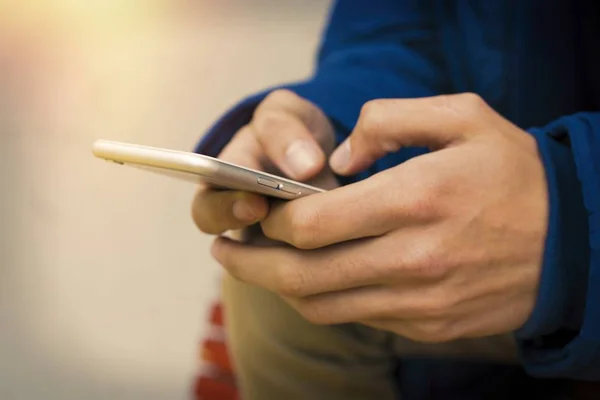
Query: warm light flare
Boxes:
[{"xmin": 0, "ymin": 0, "xmax": 175, "ymax": 45}]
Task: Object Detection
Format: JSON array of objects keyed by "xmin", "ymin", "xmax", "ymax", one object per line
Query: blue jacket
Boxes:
[{"xmin": 196, "ymin": 0, "xmax": 600, "ymax": 393}]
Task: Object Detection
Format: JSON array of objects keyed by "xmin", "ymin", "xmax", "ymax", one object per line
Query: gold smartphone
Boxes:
[{"xmin": 92, "ymin": 140, "xmax": 325, "ymax": 200}]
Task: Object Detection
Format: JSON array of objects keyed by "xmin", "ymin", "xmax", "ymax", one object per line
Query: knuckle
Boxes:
[
  {"xmin": 274, "ymin": 264, "xmax": 306, "ymax": 297},
  {"xmin": 405, "ymin": 188, "xmax": 438, "ymax": 220},
  {"xmin": 296, "ymin": 300, "xmax": 332, "ymax": 325},
  {"xmin": 253, "ymin": 108, "xmax": 288, "ymax": 135},
  {"xmin": 263, "ymin": 89, "xmax": 298, "ymax": 106},
  {"xmin": 454, "ymin": 93, "xmax": 489, "ymax": 122},
  {"xmin": 414, "ymin": 288, "xmax": 458, "ymax": 319},
  {"xmin": 414, "ymin": 320, "xmax": 455, "ymax": 343},
  {"xmin": 399, "ymin": 183, "xmax": 440, "ymax": 221},
  {"xmin": 456, "ymin": 92, "xmax": 486, "ymax": 111},
  {"xmin": 402, "ymin": 242, "xmax": 451, "ymax": 280},
  {"xmin": 393, "ymin": 164, "xmax": 448, "ymax": 220},
  {"xmin": 288, "ymin": 206, "xmax": 321, "ymax": 249},
  {"xmin": 358, "ymin": 100, "xmax": 387, "ymax": 136},
  {"xmin": 432, "ymin": 93, "xmax": 488, "ymax": 126}
]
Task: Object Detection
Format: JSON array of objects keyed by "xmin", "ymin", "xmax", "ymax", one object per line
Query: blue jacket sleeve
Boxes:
[
  {"xmin": 516, "ymin": 112, "xmax": 600, "ymax": 380},
  {"xmin": 194, "ymin": 0, "xmax": 446, "ymax": 165}
]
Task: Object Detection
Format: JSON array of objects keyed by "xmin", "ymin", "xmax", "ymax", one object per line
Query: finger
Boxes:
[
  {"xmin": 361, "ymin": 318, "xmax": 459, "ymax": 343},
  {"xmin": 211, "ymin": 236, "xmax": 391, "ymax": 297},
  {"xmin": 288, "ymin": 280, "xmax": 460, "ymax": 326},
  {"xmin": 261, "ymin": 170, "xmax": 439, "ymax": 249},
  {"xmin": 261, "ymin": 177, "xmax": 391, "ymax": 248},
  {"xmin": 192, "ymin": 126, "xmax": 269, "ymax": 234},
  {"xmin": 251, "ymin": 90, "xmax": 333, "ymax": 180},
  {"xmin": 284, "ymin": 285, "xmax": 406, "ymax": 325},
  {"xmin": 211, "ymin": 230, "xmax": 440, "ymax": 298},
  {"xmin": 191, "ymin": 188, "xmax": 268, "ymax": 234},
  {"xmin": 362, "ymin": 290, "xmax": 527, "ymax": 342},
  {"xmin": 218, "ymin": 124, "xmax": 266, "ymax": 170},
  {"xmin": 330, "ymin": 93, "xmax": 492, "ymax": 175}
]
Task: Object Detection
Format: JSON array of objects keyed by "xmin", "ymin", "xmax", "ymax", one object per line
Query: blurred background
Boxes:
[{"xmin": 0, "ymin": 1, "xmax": 330, "ymax": 398}]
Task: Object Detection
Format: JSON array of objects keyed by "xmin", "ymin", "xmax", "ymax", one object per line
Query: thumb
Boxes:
[
  {"xmin": 252, "ymin": 90, "xmax": 335, "ymax": 181},
  {"xmin": 330, "ymin": 94, "xmax": 483, "ymax": 175}
]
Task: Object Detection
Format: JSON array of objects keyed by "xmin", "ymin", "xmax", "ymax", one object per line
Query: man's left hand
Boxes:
[{"xmin": 211, "ymin": 93, "xmax": 549, "ymax": 343}]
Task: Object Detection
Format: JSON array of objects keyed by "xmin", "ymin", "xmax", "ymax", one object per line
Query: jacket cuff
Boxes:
[
  {"xmin": 516, "ymin": 126, "xmax": 590, "ymax": 340},
  {"xmin": 514, "ymin": 118, "xmax": 597, "ymax": 378}
]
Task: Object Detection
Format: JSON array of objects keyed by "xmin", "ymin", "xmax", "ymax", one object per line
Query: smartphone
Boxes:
[{"xmin": 91, "ymin": 140, "xmax": 325, "ymax": 200}]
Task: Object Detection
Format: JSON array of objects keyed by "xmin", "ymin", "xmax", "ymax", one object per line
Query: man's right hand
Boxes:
[{"xmin": 191, "ymin": 89, "xmax": 338, "ymax": 235}]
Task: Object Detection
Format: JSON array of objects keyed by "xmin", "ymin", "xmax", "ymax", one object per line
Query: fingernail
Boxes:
[
  {"xmin": 232, "ymin": 200, "xmax": 256, "ymax": 221},
  {"xmin": 330, "ymin": 140, "xmax": 351, "ymax": 172},
  {"xmin": 284, "ymin": 140, "xmax": 321, "ymax": 177}
]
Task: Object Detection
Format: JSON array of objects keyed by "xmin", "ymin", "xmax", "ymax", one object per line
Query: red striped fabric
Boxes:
[{"xmin": 192, "ymin": 302, "xmax": 239, "ymax": 400}]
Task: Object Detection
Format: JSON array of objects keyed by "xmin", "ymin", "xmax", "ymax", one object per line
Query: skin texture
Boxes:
[
  {"xmin": 193, "ymin": 91, "xmax": 549, "ymax": 343},
  {"xmin": 191, "ymin": 89, "xmax": 339, "ymax": 235}
]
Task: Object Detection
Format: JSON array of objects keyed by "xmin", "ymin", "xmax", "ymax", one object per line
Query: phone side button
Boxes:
[
  {"xmin": 257, "ymin": 177, "xmax": 279, "ymax": 189},
  {"xmin": 278, "ymin": 184, "xmax": 301, "ymax": 196}
]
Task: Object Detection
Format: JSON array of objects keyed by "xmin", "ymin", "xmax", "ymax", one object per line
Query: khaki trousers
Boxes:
[{"xmin": 222, "ymin": 274, "xmax": 520, "ymax": 400}]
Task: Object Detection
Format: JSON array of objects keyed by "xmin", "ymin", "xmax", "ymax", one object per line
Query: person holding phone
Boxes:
[{"xmin": 192, "ymin": 1, "xmax": 600, "ymax": 398}]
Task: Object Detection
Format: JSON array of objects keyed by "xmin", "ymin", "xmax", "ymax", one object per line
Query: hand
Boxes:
[
  {"xmin": 191, "ymin": 89, "xmax": 338, "ymax": 237},
  {"xmin": 210, "ymin": 93, "xmax": 549, "ymax": 342}
]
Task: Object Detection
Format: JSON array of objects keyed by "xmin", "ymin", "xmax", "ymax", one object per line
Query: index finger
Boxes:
[
  {"xmin": 210, "ymin": 235, "xmax": 385, "ymax": 297},
  {"xmin": 211, "ymin": 226, "xmax": 436, "ymax": 299},
  {"xmin": 260, "ymin": 168, "xmax": 436, "ymax": 250},
  {"xmin": 330, "ymin": 93, "xmax": 493, "ymax": 175}
]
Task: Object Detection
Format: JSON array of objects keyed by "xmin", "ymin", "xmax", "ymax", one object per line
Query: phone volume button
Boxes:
[
  {"xmin": 257, "ymin": 177, "xmax": 279, "ymax": 189},
  {"xmin": 278, "ymin": 184, "xmax": 301, "ymax": 195}
]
